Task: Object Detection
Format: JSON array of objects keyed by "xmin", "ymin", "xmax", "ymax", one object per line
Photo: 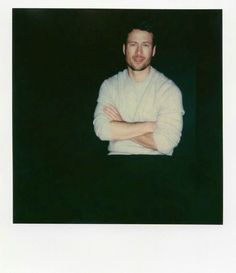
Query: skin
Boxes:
[
  {"xmin": 103, "ymin": 105, "xmax": 157, "ymax": 150},
  {"xmin": 123, "ymin": 29, "xmax": 156, "ymax": 82},
  {"xmin": 103, "ymin": 29, "xmax": 158, "ymax": 151}
]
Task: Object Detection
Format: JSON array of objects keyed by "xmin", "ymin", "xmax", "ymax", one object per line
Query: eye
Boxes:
[
  {"xmin": 128, "ymin": 42, "xmax": 137, "ymax": 47},
  {"xmin": 143, "ymin": 43, "xmax": 151, "ymax": 47}
]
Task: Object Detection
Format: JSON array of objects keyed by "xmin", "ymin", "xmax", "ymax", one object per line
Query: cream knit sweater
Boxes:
[{"xmin": 93, "ymin": 67, "xmax": 185, "ymax": 155}]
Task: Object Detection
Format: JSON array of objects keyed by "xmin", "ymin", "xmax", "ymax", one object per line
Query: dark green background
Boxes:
[{"xmin": 13, "ymin": 9, "xmax": 222, "ymax": 224}]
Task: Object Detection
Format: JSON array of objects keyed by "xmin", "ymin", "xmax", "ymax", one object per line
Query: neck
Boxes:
[{"xmin": 127, "ymin": 66, "xmax": 151, "ymax": 82}]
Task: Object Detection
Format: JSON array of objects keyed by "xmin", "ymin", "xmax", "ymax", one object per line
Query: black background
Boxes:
[{"xmin": 13, "ymin": 9, "xmax": 222, "ymax": 224}]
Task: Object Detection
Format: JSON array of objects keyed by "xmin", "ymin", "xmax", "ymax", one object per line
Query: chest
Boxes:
[{"xmin": 115, "ymin": 82, "xmax": 160, "ymax": 122}]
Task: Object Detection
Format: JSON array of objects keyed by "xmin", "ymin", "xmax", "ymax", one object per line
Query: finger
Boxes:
[
  {"xmin": 105, "ymin": 108, "xmax": 120, "ymax": 119},
  {"xmin": 105, "ymin": 111, "xmax": 120, "ymax": 121},
  {"xmin": 106, "ymin": 104, "xmax": 121, "ymax": 115},
  {"xmin": 105, "ymin": 105, "xmax": 123, "ymax": 120},
  {"xmin": 104, "ymin": 107, "xmax": 122, "ymax": 121},
  {"xmin": 103, "ymin": 107, "xmax": 120, "ymax": 120},
  {"xmin": 103, "ymin": 106, "xmax": 119, "ymax": 116}
]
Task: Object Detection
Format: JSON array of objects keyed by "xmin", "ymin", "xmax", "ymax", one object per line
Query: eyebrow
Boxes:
[{"xmin": 127, "ymin": 41, "xmax": 152, "ymax": 44}]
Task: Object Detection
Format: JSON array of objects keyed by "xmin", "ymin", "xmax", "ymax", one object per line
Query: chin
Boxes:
[{"xmin": 129, "ymin": 64, "xmax": 150, "ymax": 71}]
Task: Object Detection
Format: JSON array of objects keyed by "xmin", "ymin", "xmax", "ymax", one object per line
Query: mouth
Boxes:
[{"xmin": 133, "ymin": 57, "xmax": 145, "ymax": 63}]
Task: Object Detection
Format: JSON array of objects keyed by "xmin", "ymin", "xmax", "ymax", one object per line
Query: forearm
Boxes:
[
  {"xmin": 109, "ymin": 121, "xmax": 156, "ymax": 141},
  {"xmin": 131, "ymin": 132, "xmax": 157, "ymax": 150}
]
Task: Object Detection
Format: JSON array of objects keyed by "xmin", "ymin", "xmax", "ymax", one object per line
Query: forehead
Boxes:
[{"xmin": 127, "ymin": 29, "xmax": 153, "ymax": 43}]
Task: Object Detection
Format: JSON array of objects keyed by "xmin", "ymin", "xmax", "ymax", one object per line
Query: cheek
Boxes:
[
  {"xmin": 126, "ymin": 47, "xmax": 136, "ymax": 56},
  {"xmin": 144, "ymin": 48, "xmax": 153, "ymax": 56}
]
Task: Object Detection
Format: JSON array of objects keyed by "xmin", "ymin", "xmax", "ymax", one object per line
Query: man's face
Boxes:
[{"xmin": 123, "ymin": 29, "xmax": 156, "ymax": 72}]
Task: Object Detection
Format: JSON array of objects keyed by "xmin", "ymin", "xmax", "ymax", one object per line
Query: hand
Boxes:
[
  {"xmin": 103, "ymin": 105, "xmax": 123, "ymax": 121},
  {"xmin": 148, "ymin": 121, "xmax": 157, "ymax": 132}
]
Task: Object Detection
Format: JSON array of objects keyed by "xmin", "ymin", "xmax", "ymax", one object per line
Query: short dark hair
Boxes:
[{"xmin": 123, "ymin": 20, "xmax": 157, "ymax": 46}]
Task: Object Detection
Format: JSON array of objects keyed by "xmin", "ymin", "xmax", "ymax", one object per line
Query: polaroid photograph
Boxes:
[
  {"xmin": 13, "ymin": 8, "xmax": 222, "ymax": 224},
  {"xmin": 1, "ymin": 2, "xmax": 235, "ymax": 273}
]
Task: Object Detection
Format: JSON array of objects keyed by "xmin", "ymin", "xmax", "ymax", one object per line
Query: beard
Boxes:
[
  {"xmin": 127, "ymin": 62, "xmax": 151, "ymax": 71},
  {"xmin": 126, "ymin": 57, "xmax": 152, "ymax": 72}
]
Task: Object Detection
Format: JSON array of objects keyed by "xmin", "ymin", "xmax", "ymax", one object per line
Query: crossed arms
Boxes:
[
  {"xmin": 103, "ymin": 104, "xmax": 158, "ymax": 151},
  {"xmin": 93, "ymin": 80, "xmax": 184, "ymax": 155}
]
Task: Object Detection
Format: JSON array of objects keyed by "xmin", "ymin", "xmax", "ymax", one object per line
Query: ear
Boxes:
[
  {"xmin": 122, "ymin": 44, "xmax": 126, "ymax": 55},
  {"xmin": 152, "ymin": 45, "xmax": 156, "ymax": 57}
]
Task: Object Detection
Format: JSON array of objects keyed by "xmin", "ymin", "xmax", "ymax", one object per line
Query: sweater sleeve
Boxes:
[
  {"xmin": 153, "ymin": 84, "xmax": 185, "ymax": 155},
  {"xmin": 93, "ymin": 80, "xmax": 114, "ymax": 141}
]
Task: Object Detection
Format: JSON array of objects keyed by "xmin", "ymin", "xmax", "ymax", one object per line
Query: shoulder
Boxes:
[
  {"xmin": 151, "ymin": 67, "xmax": 182, "ymax": 95},
  {"xmin": 151, "ymin": 68, "xmax": 184, "ymax": 113},
  {"xmin": 98, "ymin": 69, "xmax": 127, "ymax": 99},
  {"xmin": 102, "ymin": 69, "xmax": 127, "ymax": 87}
]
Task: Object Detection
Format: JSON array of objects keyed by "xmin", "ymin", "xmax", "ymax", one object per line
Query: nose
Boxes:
[{"xmin": 136, "ymin": 45, "xmax": 143, "ymax": 55}]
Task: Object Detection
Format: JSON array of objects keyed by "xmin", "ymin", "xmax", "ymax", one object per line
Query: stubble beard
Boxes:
[
  {"xmin": 126, "ymin": 56, "xmax": 152, "ymax": 72},
  {"xmin": 127, "ymin": 62, "xmax": 151, "ymax": 72}
]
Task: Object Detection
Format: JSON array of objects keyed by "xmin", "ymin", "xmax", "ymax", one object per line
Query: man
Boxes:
[{"xmin": 93, "ymin": 21, "xmax": 185, "ymax": 155}]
